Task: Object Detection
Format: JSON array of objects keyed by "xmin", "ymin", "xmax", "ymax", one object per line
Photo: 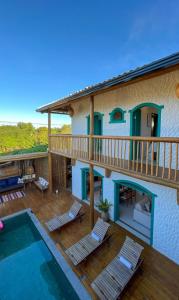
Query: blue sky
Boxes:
[{"xmin": 0, "ymin": 0, "xmax": 179, "ymax": 127}]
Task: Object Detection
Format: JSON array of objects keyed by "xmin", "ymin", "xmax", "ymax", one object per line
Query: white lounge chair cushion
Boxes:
[
  {"xmin": 91, "ymin": 232, "xmax": 101, "ymax": 242},
  {"xmin": 69, "ymin": 212, "xmax": 75, "ymax": 219},
  {"xmin": 118, "ymin": 255, "xmax": 133, "ymax": 270}
]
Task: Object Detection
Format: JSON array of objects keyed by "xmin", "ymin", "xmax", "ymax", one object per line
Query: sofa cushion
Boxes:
[
  {"xmin": 0, "ymin": 180, "xmax": 7, "ymax": 189},
  {"xmin": 144, "ymin": 201, "xmax": 150, "ymax": 212},
  {"xmin": 7, "ymin": 176, "xmax": 18, "ymax": 186},
  {"xmin": 135, "ymin": 202, "xmax": 143, "ymax": 211}
]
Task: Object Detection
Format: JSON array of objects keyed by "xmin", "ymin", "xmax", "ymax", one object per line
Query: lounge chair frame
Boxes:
[
  {"xmin": 65, "ymin": 218, "xmax": 111, "ymax": 266},
  {"xmin": 91, "ymin": 236, "xmax": 144, "ymax": 300},
  {"xmin": 45, "ymin": 201, "xmax": 83, "ymax": 232}
]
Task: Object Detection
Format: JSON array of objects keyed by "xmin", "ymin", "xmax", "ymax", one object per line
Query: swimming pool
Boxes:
[{"xmin": 0, "ymin": 209, "xmax": 91, "ymax": 300}]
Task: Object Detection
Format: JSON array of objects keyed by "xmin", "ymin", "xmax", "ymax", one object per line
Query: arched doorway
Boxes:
[
  {"xmin": 81, "ymin": 168, "xmax": 103, "ymax": 206},
  {"xmin": 114, "ymin": 180, "xmax": 156, "ymax": 245},
  {"xmin": 129, "ymin": 103, "xmax": 164, "ymax": 160},
  {"xmin": 130, "ymin": 102, "xmax": 164, "ymax": 137}
]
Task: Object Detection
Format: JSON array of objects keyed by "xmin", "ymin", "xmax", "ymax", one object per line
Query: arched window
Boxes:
[{"xmin": 109, "ymin": 108, "xmax": 126, "ymax": 123}]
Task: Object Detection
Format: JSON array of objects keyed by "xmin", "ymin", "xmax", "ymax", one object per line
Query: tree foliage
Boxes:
[{"xmin": 0, "ymin": 123, "xmax": 71, "ymax": 155}]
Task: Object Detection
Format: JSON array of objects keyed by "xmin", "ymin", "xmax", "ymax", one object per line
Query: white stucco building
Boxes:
[{"xmin": 38, "ymin": 53, "xmax": 179, "ymax": 265}]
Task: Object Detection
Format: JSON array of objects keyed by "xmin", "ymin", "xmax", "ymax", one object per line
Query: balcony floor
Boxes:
[
  {"xmin": 0, "ymin": 185, "xmax": 179, "ymax": 300},
  {"xmin": 51, "ymin": 150, "xmax": 179, "ymax": 189}
]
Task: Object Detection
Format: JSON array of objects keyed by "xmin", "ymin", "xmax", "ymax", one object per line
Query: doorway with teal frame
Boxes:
[
  {"xmin": 86, "ymin": 112, "xmax": 104, "ymax": 135},
  {"xmin": 87, "ymin": 112, "xmax": 104, "ymax": 153},
  {"xmin": 81, "ymin": 167, "xmax": 104, "ymax": 203},
  {"xmin": 113, "ymin": 180, "xmax": 157, "ymax": 245},
  {"xmin": 129, "ymin": 103, "xmax": 164, "ymax": 159}
]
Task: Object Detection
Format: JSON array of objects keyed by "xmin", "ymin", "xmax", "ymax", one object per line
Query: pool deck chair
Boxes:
[
  {"xmin": 91, "ymin": 236, "xmax": 144, "ymax": 300},
  {"xmin": 45, "ymin": 201, "xmax": 83, "ymax": 232},
  {"xmin": 65, "ymin": 218, "xmax": 110, "ymax": 266}
]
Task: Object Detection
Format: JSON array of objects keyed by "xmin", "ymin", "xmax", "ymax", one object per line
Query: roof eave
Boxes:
[{"xmin": 36, "ymin": 52, "xmax": 179, "ymax": 113}]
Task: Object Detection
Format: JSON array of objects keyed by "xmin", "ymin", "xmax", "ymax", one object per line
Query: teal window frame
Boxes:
[
  {"xmin": 113, "ymin": 179, "xmax": 157, "ymax": 246},
  {"xmin": 81, "ymin": 167, "xmax": 104, "ymax": 201},
  {"xmin": 109, "ymin": 107, "xmax": 126, "ymax": 124}
]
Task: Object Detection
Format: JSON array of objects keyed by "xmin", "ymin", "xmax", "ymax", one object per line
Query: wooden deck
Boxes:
[
  {"xmin": 0, "ymin": 186, "xmax": 179, "ymax": 300},
  {"xmin": 0, "ymin": 151, "xmax": 48, "ymax": 163}
]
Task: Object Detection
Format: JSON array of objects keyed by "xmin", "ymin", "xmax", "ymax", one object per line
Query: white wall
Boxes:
[
  {"xmin": 140, "ymin": 106, "xmax": 157, "ymax": 137},
  {"xmin": 72, "ymin": 160, "xmax": 179, "ymax": 265},
  {"xmin": 71, "ymin": 70, "xmax": 179, "ymax": 138},
  {"xmin": 71, "ymin": 69, "xmax": 179, "ymax": 265}
]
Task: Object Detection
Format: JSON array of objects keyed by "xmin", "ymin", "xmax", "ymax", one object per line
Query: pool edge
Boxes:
[{"xmin": 1, "ymin": 209, "xmax": 92, "ymax": 300}]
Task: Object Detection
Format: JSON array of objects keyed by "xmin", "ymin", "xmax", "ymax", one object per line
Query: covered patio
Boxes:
[{"xmin": 0, "ymin": 186, "xmax": 178, "ymax": 300}]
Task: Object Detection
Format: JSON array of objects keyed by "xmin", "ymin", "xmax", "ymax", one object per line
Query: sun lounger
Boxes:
[
  {"xmin": 65, "ymin": 218, "xmax": 110, "ymax": 266},
  {"xmin": 91, "ymin": 236, "xmax": 144, "ymax": 300},
  {"xmin": 45, "ymin": 201, "xmax": 82, "ymax": 232}
]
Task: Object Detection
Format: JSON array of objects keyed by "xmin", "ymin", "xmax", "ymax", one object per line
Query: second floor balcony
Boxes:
[{"xmin": 50, "ymin": 134, "xmax": 179, "ymax": 191}]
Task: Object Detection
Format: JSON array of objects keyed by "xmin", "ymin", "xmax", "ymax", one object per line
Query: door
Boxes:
[
  {"xmin": 87, "ymin": 114, "xmax": 102, "ymax": 153},
  {"xmin": 87, "ymin": 114, "xmax": 102, "ymax": 135},
  {"xmin": 131, "ymin": 109, "xmax": 141, "ymax": 159},
  {"xmin": 132, "ymin": 109, "xmax": 141, "ymax": 136}
]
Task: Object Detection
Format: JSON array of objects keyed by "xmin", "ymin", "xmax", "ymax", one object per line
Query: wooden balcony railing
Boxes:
[{"xmin": 50, "ymin": 134, "xmax": 179, "ymax": 188}]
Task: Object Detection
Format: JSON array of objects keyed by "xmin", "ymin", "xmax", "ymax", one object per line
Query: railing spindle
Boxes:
[
  {"xmin": 132, "ymin": 141, "xmax": 135, "ymax": 171},
  {"xmin": 162, "ymin": 142, "xmax": 166, "ymax": 178},
  {"xmin": 151, "ymin": 142, "xmax": 154, "ymax": 176},
  {"xmin": 123, "ymin": 140, "xmax": 126, "ymax": 169},
  {"xmin": 128, "ymin": 140, "xmax": 130, "ymax": 170},
  {"xmin": 168, "ymin": 143, "xmax": 172, "ymax": 180},
  {"xmin": 114, "ymin": 139, "xmax": 116, "ymax": 166},
  {"xmin": 136, "ymin": 141, "xmax": 139, "ymax": 172},
  {"xmin": 156, "ymin": 142, "xmax": 159, "ymax": 177},
  {"xmin": 120, "ymin": 140, "xmax": 123, "ymax": 168},
  {"xmin": 146, "ymin": 141, "xmax": 149, "ymax": 175},
  {"xmin": 141, "ymin": 141, "xmax": 144, "ymax": 174},
  {"xmin": 175, "ymin": 143, "xmax": 178, "ymax": 181}
]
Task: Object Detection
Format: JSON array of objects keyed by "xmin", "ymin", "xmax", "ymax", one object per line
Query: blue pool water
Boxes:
[{"xmin": 0, "ymin": 213, "xmax": 80, "ymax": 300}]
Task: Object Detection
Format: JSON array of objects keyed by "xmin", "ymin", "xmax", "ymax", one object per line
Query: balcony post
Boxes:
[
  {"xmin": 48, "ymin": 111, "xmax": 53, "ymax": 193},
  {"xmin": 89, "ymin": 95, "xmax": 94, "ymax": 229}
]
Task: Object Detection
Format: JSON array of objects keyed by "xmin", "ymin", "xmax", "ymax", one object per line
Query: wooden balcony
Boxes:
[{"xmin": 50, "ymin": 134, "xmax": 179, "ymax": 190}]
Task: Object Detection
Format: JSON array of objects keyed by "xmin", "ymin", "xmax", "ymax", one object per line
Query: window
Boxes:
[{"xmin": 109, "ymin": 108, "xmax": 126, "ymax": 123}]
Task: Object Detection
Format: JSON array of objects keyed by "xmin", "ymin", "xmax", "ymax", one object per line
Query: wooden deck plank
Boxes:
[{"xmin": 0, "ymin": 186, "xmax": 178, "ymax": 300}]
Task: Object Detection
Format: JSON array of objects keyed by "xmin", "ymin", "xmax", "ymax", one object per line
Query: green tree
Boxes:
[{"xmin": 0, "ymin": 122, "xmax": 71, "ymax": 155}]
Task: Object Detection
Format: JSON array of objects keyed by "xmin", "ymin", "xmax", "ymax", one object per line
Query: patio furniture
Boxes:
[
  {"xmin": 91, "ymin": 236, "xmax": 144, "ymax": 300},
  {"xmin": 133, "ymin": 198, "xmax": 151, "ymax": 229},
  {"xmin": 0, "ymin": 176, "xmax": 24, "ymax": 193},
  {"xmin": 45, "ymin": 200, "xmax": 83, "ymax": 232},
  {"xmin": 120, "ymin": 188, "xmax": 136, "ymax": 206},
  {"xmin": 34, "ymin": 177, "xmax": 48, "ymax": 193},
  {"xmin": 65, "ymin": 218, "xmax": 110, "ymax": 266},
  {"xmin": 23, "ymin": 174, "xmax": 36, "ymax": 190}
]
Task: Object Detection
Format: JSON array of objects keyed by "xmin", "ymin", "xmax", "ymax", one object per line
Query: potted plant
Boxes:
[{"xmin": 97, "ymin": 199, "xmax": 112, "ymax": 222}]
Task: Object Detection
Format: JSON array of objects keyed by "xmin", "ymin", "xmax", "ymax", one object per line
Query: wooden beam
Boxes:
[
  {"xmin": 176, "ymin": 83, "xmax": 179, "ymax": 99},
  {"xmin": 177, "ymin": 189, "xmax": 179, "ymax": 205},
  {"xmin": 89, "ymin": 96, "xmax": 94, "ymax": 160},
  {"xmin": 48, "ymin": 112, "xmax": 53, "ymax": 193},
  {"xmin": 89, "ymin": 95, "xmax": 94, "ymax": 229},
  {"xmin": 0, "ymin": 152, "xmax": 48, "ymax": 163},
  {"xmin": 71, "ymin": 159, "xmax": 76, "ymax": 166},
  {"xmin": 105, "ymin": 168, "xmax": 111, "ymax": 178},
  {"xmin": 64, "ymin": 157, "xmax": 67, "ymax": 189}
]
